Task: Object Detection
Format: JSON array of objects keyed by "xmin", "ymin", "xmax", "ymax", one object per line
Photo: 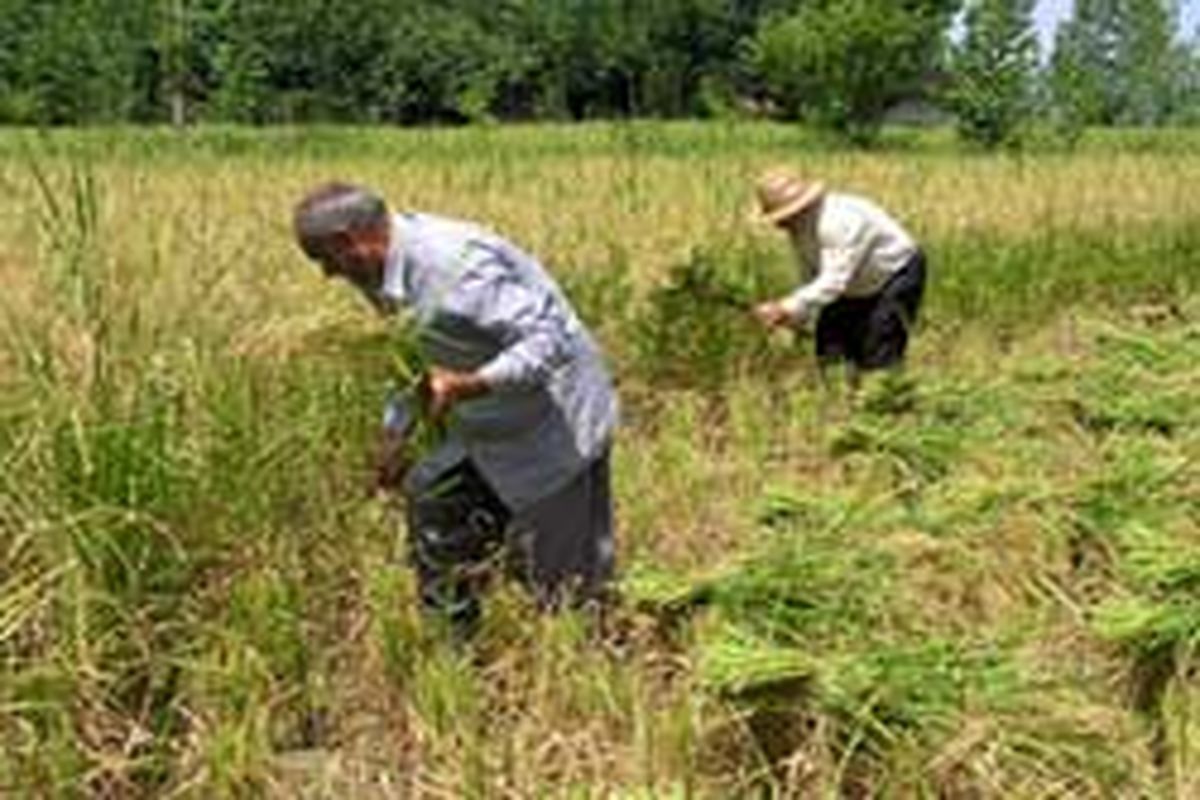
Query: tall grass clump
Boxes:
[
  {"xmin": 931, "ymin": 224, "xmax": 1200, "ymax": 335},
  {"xmin": 629, "ymin": 244, "xmax": 806, "ymax": 390},
  {"xmin": 0, "ymin": 150, "xmax": 391, "ymax": 793}
]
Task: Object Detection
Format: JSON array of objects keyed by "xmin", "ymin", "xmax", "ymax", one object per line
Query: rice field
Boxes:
[{"xmin": 1, "ymin": 122, "xmax": 1199, "ymax": 797}]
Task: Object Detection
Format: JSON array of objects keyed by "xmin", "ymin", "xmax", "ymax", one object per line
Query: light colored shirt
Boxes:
[
  {"xmin": 372, "ymin": 213, "xmax": 618, "ymax": 512},
  {"xmin": 780, "ymin": 193, "xmax": 918, "ymax": 324}
]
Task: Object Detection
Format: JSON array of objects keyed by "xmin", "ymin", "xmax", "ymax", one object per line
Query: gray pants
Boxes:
[{"xmin": 405, "ymin": 450, "xmax": 614, "ymax": 635}]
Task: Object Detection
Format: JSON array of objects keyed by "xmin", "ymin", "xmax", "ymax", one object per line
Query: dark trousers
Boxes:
[
  {"xmin": 816, "ymin": 249, "xmax": 927, "ymax": 371},
  {"xmin": 405, "ymin": 452, "xmax": 614, "ymax": 636}
]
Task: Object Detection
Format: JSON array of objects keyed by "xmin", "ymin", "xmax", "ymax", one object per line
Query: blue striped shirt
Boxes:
[{"xmin": 373, "ymin": 213, "xmax": 618, "ymax": 511}]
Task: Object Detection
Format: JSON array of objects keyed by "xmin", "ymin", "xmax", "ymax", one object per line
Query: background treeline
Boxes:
[{"xmin": 0, "ymin": 0, "xmax": 1198, "ymax": 144}]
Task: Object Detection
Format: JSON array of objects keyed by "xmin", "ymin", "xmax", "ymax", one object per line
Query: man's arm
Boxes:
[
  {"xmin": 430, "ymin": 261, "xmax": 573, "ymax": 412},
  {"xmin": 427, "ymin": 367, "xmax": 489, "ymax": 418},
  {"xmin": 757, "ymin": 215, "xmax": 868, "ymax": 329},
  {"xmin": 777, "ymin": 247, "xmax": 858, "ymax": 323}
]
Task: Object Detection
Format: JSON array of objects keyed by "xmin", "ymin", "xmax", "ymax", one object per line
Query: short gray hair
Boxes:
[{"xmin": 293, "ymin": 182, "xmax": 388, "ymax": 259}]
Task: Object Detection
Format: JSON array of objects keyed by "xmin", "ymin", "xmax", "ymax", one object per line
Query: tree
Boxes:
[
  {"xmin": 749, "ymin": 0, "xmax": 960, "ymax": 144},
  {"xmin": 1049, "ymin": 0, "xmax": 1120, "ymax": 126},
  {"xmin": 1049, "ymin": 0, "xmax": 1181, "ymax": 128},
  {"xmin": 1047, "ymin": 18, "xmax": 1099, "ymax": 140},
  {"xmin": 376, "ymin": 3, "xmax": 507, "ymax": 123},
  {"xmin": 485, "ymin": 0, "xmax": 734, "ymax": 120},
  {"xmin": 0, "ymin": 0, "xmax": 149, "ymax": 124},
  {"xmin": 158, "ymin": 0, "xmax": 188, "ymax": 126},
  {"xmin": 945, "ymin": 0, "xmax": 1038, "ymax": 148},
  {"xmin": 1182, "ymin": 36, "xmax": 1200, "ymax": 123},
  {"xmin": 1, "ymin": 0, "xmax": 981, "ymax": 126},
  {"xmin": 207, "ymin": 0, "xmax": 405, "ymax": 123},
  {"xmin": 1120, "ymin": 0, "xmax": 1180, "ymax": 124}
]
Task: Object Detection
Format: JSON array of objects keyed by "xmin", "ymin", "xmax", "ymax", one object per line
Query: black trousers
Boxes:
[
  {"xmin": 405, "ymin": 452, "xmax": 614, "ymax": 636},
  {"xmin": 815, "ymin": 249, "xmax": 927, "ymax": 371}
]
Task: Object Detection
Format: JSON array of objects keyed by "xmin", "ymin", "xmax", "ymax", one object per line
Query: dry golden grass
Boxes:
[{"xmin": 4, "ymin": 125, "xmax": 1198, "ymax": 304}]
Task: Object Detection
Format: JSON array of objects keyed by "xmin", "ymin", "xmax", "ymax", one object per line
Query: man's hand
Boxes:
[
  {"xmin": 428, "ymin": 367, "xmax": 490, "ymax": 418},
  {"xmin": 754, "ymin": 300, "xmax": 794, "ymax": 331}
]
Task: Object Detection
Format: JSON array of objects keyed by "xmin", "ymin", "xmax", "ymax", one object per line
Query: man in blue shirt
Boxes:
[{"xmin": 293, "ymin": 182, "xmax": 618, "ymax": 637}]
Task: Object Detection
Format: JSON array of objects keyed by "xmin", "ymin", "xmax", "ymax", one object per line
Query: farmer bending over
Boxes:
[
  {"xmin": 753, "ymin": 167, "xmax": 927, "ymax": 383},
  {"xmin": 293, "ymin": 183, "xmax": 618, "ymax": 639}
]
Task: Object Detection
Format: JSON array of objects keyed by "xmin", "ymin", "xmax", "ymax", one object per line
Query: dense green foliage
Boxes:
[
  {"xmin": 945, "ymin": 0, "xmax": 1038, "ymax": 148},
  {"xmin": 750, "ymin": 0, "xmax": 958, "ymax": 143},
  {"xmin": 0, "ymin": 0, "xmax": 1197, "ymax": 141},
  {"xmin": 1050, "ymin": 0, "xmax": 1195, "ymax": 130},
  {"xmin": 0, "ymin": 0, "xmax": 776, "ymax": 124}
]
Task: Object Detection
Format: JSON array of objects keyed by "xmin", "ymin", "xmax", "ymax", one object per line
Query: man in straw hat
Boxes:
[
  {"xmin": 293, "ymin": 182, "xmax": 618, "ymax": 639},
  {"xmin": 753, "ymin": 167, "xmax": 927, "ymax": 383}
]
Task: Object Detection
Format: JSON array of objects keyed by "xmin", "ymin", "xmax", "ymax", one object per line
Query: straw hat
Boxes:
[{"xmin": 755, "ymin": 168, "xmax": 826, "ymax": 226}]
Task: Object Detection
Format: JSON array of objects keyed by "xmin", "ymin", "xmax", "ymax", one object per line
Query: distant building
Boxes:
[{"xmin": 884, "ymin": 98, "xmax": 954, "ymax": 127}]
